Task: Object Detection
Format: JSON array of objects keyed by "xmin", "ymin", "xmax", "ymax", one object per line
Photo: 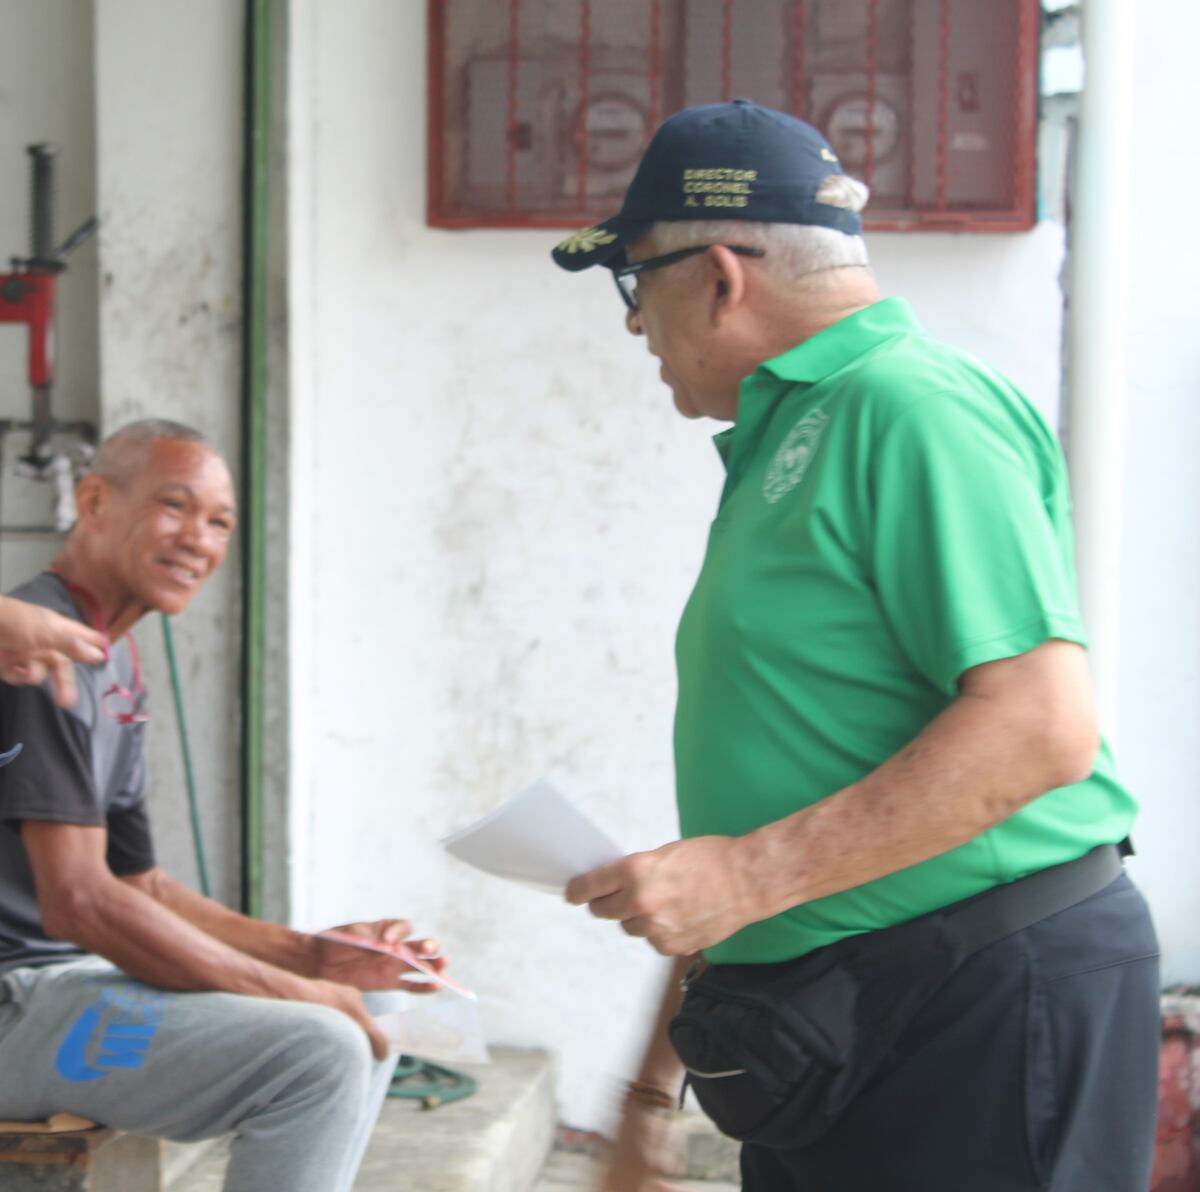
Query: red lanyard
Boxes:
[{"xmin": 49, "ymin": 568, "xmax": 147, "ymax": 725}]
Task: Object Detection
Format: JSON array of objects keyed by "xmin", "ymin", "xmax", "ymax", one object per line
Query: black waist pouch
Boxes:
[
  {"xmin": 668, "ymin": 912, "xmax": 961, "ymax": 1149},
  {"xmin": 667, "ymin": 845, "xmax": 1124, "ymax": 1150}
]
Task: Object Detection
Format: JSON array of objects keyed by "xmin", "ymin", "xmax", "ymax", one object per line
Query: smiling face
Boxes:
[{"xmin": 81, "ymin": 437, "xmax": 237, "ymax": 616}]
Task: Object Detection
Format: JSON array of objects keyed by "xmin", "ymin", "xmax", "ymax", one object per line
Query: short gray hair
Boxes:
[
  {"xmin": 91, "ymin": 419, "xmax": 214, "ymax": 487},
  {"xmin": 646, "ymin": 174, "xmax": 872, "ymax": 281}
]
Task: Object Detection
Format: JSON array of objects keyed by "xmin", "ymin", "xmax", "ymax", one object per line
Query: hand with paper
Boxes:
[
  {"xmin": 565, "ymin": 835, "xmax": 756, "ymax": 957},
  {"xmin": 442, "ymin": 779, "xmax": 752, "ymax": 955},
  {"xmin": 442, "ymin": 778, "xmax": 623, "ymax": 893},
  {"xmin": 313, "ymin": 919, "xmax": 449, "ymax": 995}
]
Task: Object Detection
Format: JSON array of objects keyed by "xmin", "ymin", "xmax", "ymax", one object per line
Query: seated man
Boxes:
[{"xmin": 0, "ymin": 419, "xmax": 441, "ymax": 1192}]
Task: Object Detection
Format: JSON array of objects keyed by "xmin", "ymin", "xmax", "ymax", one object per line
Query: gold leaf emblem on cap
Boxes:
[
  {"xmin": 820, "ymin": 147, "xmax": 838, "ymax": 163},
  {"xmin": 556, "ymin": 225, "xmax": 618, "ymax": 255}
]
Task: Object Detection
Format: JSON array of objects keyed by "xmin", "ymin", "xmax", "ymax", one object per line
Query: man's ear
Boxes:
[
  {"xmin": 707, "ymin": 244, "xmax": 750, "ymax": 327},
  {"xmin": 73, "ymin": 474, "xmax": 108, "ymax": 527}
]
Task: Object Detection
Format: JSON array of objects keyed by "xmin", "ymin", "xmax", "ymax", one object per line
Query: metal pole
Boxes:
[
  {"xmin": 1066, "ymin": 0, "xmax": 1136, "ymax": 734},
  {"xmin": 240, "ymin": 0, "xmax": 271, "ymax": 917}
]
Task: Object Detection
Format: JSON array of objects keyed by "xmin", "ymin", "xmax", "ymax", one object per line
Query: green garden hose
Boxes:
[
  {"xmin": 388, "ymin": 1055, "xmax": 479, "ymax": 1110},
  {"xmin": 161, "ymin": 612, "xmax": 212, "ymax": 898}
]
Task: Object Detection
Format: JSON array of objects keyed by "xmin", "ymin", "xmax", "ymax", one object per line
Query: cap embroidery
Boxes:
[
  {"xmin": 556, "ymin": 226, "xmax": 618, "ymax": 255},
  {"xmin": 681, "ymin": 167, "xmax": 757, "ymax": 210},
  {"xmin": 820, "ymin": 147, "xmax": 839, "ymax": 163}
]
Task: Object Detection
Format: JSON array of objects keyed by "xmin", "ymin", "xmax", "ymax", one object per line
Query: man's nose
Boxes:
[
  {"xmin": 625, "ymin": 308, "xmax": 644, "ymax": 336},
  {"xmin": 177, "ymin": 516, "xmax": 215, "ymax": 555}
]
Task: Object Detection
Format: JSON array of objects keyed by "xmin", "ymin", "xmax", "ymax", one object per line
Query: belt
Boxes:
[{"xmin": 940, "ymin": 844, "xmax": 1125, "ymax": 958}]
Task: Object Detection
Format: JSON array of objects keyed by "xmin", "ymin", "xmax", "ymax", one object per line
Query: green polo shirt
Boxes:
[{"xmin": 675, "ymin": 298, "xmax": 1136, "ymax": 965}]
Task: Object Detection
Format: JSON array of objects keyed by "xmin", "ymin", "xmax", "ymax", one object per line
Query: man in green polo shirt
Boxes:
[{"xmin": 554, "ymin": 100, "xmax": 1158, "ymax": 1191}]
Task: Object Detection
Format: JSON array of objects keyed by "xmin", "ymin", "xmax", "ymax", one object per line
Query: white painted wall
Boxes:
[
  {"xmin": 287, "ymin": 2, "xmax": 1075, "ymax": 1130},
  {"xmin": 1113, "ymin": 0, "xmax": 1200, "ymax": 983},
  {"xmin": 289, "ymin": 0, "xmax": 709, "ymax": 1131},
  {"xmin": 0, "ymin": 0, "xmax": 98, "ymax": 587},
  {"xmin": 93, "ymin": 0, "xmax": 244, "ymax": 906}
]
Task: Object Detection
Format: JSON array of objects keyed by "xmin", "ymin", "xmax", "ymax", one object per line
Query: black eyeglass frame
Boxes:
[{"xmin": 610, "ymin": 244, "xmax": 767, "ymax": 311}]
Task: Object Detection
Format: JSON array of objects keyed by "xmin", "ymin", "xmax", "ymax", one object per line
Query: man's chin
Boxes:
[
  {"xmin": 144, "ymin": 586, "xmax": 200, "ymax": 617},
  {"xmin": 672, "ymin": 392, "xmax": 704, "ymax": 420}
]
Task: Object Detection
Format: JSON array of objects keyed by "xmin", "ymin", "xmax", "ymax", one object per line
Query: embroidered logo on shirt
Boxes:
[
  {"xmin": 762, "ymin": 409, "xmax": 830, "ymax": 504},
  {"xmin": 55, "ymin": 984, "xmax": 172, "ymax": 1083}
]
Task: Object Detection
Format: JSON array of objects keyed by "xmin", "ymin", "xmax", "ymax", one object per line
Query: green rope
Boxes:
[
  {"xmin": 161, "ymin": 613, "xmax": 211, "ymax": 898},
  {"xmin": 387, "ymin": 1056, "xmax": 478, "ymax": 1110}
]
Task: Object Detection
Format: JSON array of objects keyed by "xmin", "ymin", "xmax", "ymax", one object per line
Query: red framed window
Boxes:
[{"xmin": 427, "ymin": 0, "xmax": 1040, "ymax": 233}]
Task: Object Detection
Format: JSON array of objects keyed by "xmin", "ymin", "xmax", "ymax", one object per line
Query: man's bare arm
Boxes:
[
  {"xmin": 570, "ymin": 639, "xmax": 1101, "ymax": 955},
  {"xmin": 23, "ymin": 821, "xmax": 391, "ymax": 1057},
  {"xmin": 739, "ymin": 638, "xmax": 1099, "ymax": 917},
  {"xmin": 120, "ymin": 867, "xmax": 445, "ymax": 993},
  {"xmin": 119, "ymin": 865, "xmax": 319, "ymax": 974},
  {"xmin": 597, "ymin": 955, "xmax": 689, "ymax": 1192}
]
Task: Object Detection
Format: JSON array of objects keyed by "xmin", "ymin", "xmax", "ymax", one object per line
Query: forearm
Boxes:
[
  {"xmin": 46, "ymin": 878, "xmax": 317, "ymax": 1000},
  {"xmin": 738, "ymin": 675, "xmax": 1097, "ymax": 921},
  {"xmin": 633, "ymin": 955, "xmax": 690, "ymax": 1093},
  {"xmin": 139, "ymin": 872, "xmax": 317, "ymax": 976}
]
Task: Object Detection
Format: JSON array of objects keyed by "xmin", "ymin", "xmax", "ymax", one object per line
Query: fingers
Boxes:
[
  {"xmin": 362, "ymin": 1016, "xmax": 390, "ymax": 1061},
  {"xmin": 565, "ymin": 857, "xmax": 635, "ymax": 906},
  {"xmin": 42, "ymin": 653, "xmax": 80, "ymax": 709},
  {"xmin": 46, "ymin": 617, "xmax": 108, "ymax": 666},
  {"xmin": 585, "ymin": 889, "xmax": 637, "ymax": 922},
  {"xmin": 409, "ymin": 936, "xmax": 439, "ymax": 956},
  {"xmin": 0, "ymin": 650, "xmax": 85, "ymax": 707},
  {"xmin": 396, "ymin": 977, "xmax": 440, "ymax": 995},
  {"xmin": 329, "ymin": 921, "xmax": 375, "ymax": 940},
  {"xmin": 0, "ymin": 660, "xmax": 43, "ymax": 687},
  {"xmin": 619, "ymin": 916, "xmax": 652, "ymax": 939},
  {"xmin": 377, "ymin": 919, "xmax": 413, "ymax": 944},
  {"xmin": 334, "ymin": 918, "xmax": 413, "ymax": 944},
  {"xmin": 0, "ymin": 598, "xmax": 107, "ymax": 664},
  {"xmin": 343, "ymin": 989, "xmax": 390, "ymax": 1061}
]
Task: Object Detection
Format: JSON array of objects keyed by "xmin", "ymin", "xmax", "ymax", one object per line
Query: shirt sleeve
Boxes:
[
  {"xmin": 0, "ymin": 681, "xmax": 102, "ymax": 826},
  {"xmin": 868, "ymin": 388, "xmax": 1087, "ymax": 696},
  {"xmin": 106, "ymin": 800, "xmax": 156, "ymax": 875}
]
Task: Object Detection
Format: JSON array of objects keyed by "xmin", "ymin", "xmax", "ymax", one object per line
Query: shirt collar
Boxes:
[
  {"xmin": 757, "ymin": 297, "xmax": 923, "ymax": 386},
  {"xmin": 709, "ymin": 298, "xmax": 924, "ymax": 484}
]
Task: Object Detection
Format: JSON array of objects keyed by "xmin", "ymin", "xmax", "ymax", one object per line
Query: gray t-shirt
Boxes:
[{"xmin": 0, "ymin": 572, "xmax": 154, "ymax": 974}]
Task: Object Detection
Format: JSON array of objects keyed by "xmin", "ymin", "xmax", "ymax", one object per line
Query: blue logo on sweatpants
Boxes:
[{"xmin": 55, "ymin": 985, "xmax": 171, "ymax": 1083}]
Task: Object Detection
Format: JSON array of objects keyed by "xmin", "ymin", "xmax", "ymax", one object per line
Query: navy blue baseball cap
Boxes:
[{"xmin": 552, "ymin": 98, "xmax": 861, "ymax": 272}]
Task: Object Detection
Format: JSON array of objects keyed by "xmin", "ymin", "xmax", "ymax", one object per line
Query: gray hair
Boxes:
[
  {"xmin": 646, "ymin": 174, "xmax": 872, "ymax": 280},
  {"xmin": 91, "ymin": 419, "xmax": 215, "ymax": 487}
]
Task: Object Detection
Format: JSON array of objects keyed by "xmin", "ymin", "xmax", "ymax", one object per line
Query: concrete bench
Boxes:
[{"xmin": 0, "ymin": 1114, "xmax": 162, "ymax": 1191}]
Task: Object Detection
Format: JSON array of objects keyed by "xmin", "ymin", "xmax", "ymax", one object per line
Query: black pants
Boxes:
[{"xmin": 739, "ymin": 874, "xmax": 1160, "ymax": 1192}]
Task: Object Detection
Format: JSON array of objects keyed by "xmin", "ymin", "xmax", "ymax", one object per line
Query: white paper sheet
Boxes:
[
  {"xmin": 441, "ymin": 778, "xmax": 624, "ymax": 894},
  {"xmin": 373, "ymin": 993, "xmax": 490, "ymax": 1065}
]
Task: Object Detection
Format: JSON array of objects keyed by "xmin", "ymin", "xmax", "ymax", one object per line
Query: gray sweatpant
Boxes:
[{"xmin": 0, "ymin": 956, "xmax": 397, "ymax": 1192}]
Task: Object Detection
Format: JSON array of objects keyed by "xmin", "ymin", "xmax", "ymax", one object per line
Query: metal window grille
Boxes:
[{"xmin": 427, "ymin": 0, "xmax": 1039, "ymax": 232}]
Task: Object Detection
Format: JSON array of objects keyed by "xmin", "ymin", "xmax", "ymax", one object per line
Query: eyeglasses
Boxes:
[
  {"xmin": 49, "ymin": 568, "xmax": 149, "ymax": 728},
  {"xmin": 610, "ymin": 244, "xmax": 766, "ymax": 312},
  {"xmin": 101, "ymin": 680, "xmax": 148, "ymax": 726}
]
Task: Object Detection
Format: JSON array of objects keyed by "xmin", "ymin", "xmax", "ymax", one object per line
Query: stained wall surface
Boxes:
[{"xmin": 287, "ymin": 1, "xmax": 1075, "ymax": 1129}]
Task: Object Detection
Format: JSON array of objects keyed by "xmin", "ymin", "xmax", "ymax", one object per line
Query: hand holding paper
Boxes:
[
  {"xmin": 442, "ymin": 778, "xmax": 624, "ymax": 894},
  {"xmin": 315, "ymin": 922, "xmax": 471, "ymax": 998}
]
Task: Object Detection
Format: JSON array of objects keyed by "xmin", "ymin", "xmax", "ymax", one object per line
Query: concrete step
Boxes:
[
  {"xmin": 534, "ymin": 1148, "xmax": 739, "ymax": 1191},
  {"xmin": 673, "ymin": 1108, "xmax": 740, "ymax": 1184},
  {"xmin": 536, "ymin": 1107, "xmax": 740, "ymax": 1191},
  {"xmin": 165, "ymin": 1046, "xmax": 556, "ymax": 1192}
]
